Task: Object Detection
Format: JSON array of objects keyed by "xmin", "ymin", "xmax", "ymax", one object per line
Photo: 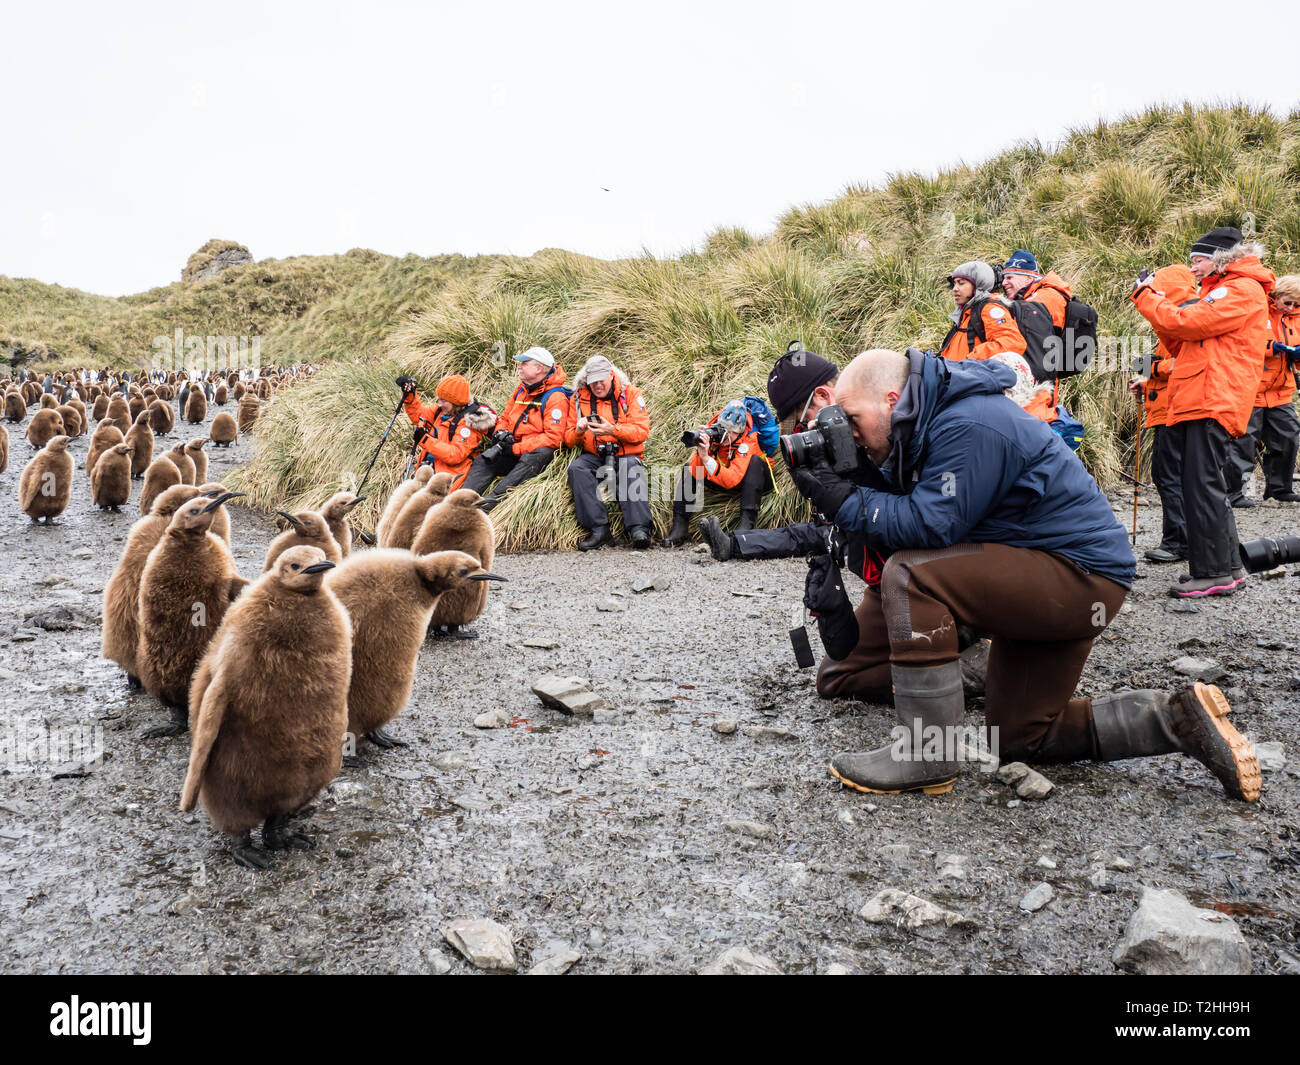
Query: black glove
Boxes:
[
  {"xmin": 412, "ymin": 425, "xmax": 428, "ymax": 446},
  {"xmin": 791, "ymin": 457, "xmax": 856, "ymax": 520},
  {"xmin": 396, "ymin": 376, "xmax": 417, "ymax": 394},
  {"xmin": 804, "ymin": 554, "xmax": 858, "ymax": 660}
]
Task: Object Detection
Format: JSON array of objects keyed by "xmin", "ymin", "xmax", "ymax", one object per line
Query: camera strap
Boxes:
[{"xmin": 789, "ymin": 604, "xmax": 815, "ymax": 669}]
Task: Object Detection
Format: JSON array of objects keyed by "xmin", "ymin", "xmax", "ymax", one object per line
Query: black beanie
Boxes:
[
  {"xmin": 767, "ymin": 343, "xmax": 838, "ymax": 421},
  {"xmin": 1191, "ymin": 226, "xmax": 1242, "ymax": 258}
]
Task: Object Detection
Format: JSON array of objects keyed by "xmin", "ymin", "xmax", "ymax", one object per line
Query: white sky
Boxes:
[{"xmin": 3, "ymin": 0, "xmax": 1297, "ymax": 296}]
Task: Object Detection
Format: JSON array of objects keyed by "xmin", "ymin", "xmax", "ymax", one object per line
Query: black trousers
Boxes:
[
  {"xmin": 567, "ymin": 452, "xmax": 652, "ymax": 532},
  {"xmin": 463, "ymin": 446, "xmax": 556, "ymax": 497},
  {"xmin": 1167, "ymin": 419, "xmax": 1240, "ymax": 578},
  {"xmin": 1226, "ymin": 404, "xmax": 1299, "ymax": 498},
  {"xmin": 734, "ymin": 520, "xmax": 828, "ymax": 560},
  {"xmin": 1150, "ymin": 424, "xmax": 1187, "ymax": 552},
  {"xmin": 672, "ymin": 460, "xmax": 771, "ymax": 515}
]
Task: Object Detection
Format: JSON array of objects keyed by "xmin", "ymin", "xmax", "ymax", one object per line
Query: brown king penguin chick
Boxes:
[
  {"xmin": 136, "ymin": 491, "xmax": 248, "ymax": 737},
  {"xmin": 325, "ymin": 549, "xmax": 504, "ymax": 754},
  {"xmin": 102, "ymin": 484, "xmax": 209, "ymax": 687},
  {"xmin": 209, "ymin": 411, "xmax": 237, "ymax": 447},
  {"xmin": 147, "ymin": 399, "xmax": 175, "ymax": 435},
  {"xmin": 90, "ymin": 442, "xmax": 134, "ymax": 511},
  {"xmin": 320, "ymin": 491, "xmax": 365, "ymax": 558},
  {"xmin": 237, "ymin": 395, "xmax": 259, "ymax": 432},
  {"xmin": 40, "ymin": 394, "xmax": 58, "ymax": 409},
  {"xmin": 214, "ymin": 383, "xmax": 228, "ymax": 405},
  {"xmin": 384, "ymin": 471, "xmax": 454, "ymax": 551},
  {"xmin": 165, "ymin": 441, "xmax": 196, "ymax": 485},
  {"xmin": 125, "ymin": 410, "xmax": 154, "ymax": 477},
  {"xmin": 264, "ymin": 509, "xmax": 342, "ymax": 572},
  {"xmin": 57, "ymin": 404, "xmax": 84, "ymax": 437},
  {"xmin": 375, "ymin": 465, "xmax": 432, "ymax": 547},
  {"xmin": 86, "ymin": 422, "xmax": 125, "ymax": 478},
  {"xmin": 128, "ymin": 393, "xmax": 146, "ymax": 422},
  {"xmin": 139, "ymin": 456, "xmax": 182, "ymax": 515},
  {"xmin": 414, "ymin": 489, "xmax": 498, "ymax": 639},
  {"xmin": 184, "ymin": 438, "xmax": 208, "ymax": 484},
  {"xmin": 26, "ymin": 408, "xmax": 66, "ymax": 449},
  {"xmin": 18, "ymin": 435, "xmax": 73, "ymax": 523},
  {"xmin": 184, "ymin": 386, "xmax": 206, "ymax": 424},
  {"xmin": 5, "ymin": 389, "xmax": 27, "ymax": 422},
  {"xmin": 105, "ymin": 395, "xmax": 132, "ymax": 434},
  {"xmin": 0, "ymin": 423, "xmax": 8, "ymax": 474},
  {"xmin": 196, "ymin": 482, "xmax": 234, "ymax": 544},
  {"xmin": 181, "ymin": 545, "xmax": 351, "ymax": 870}
]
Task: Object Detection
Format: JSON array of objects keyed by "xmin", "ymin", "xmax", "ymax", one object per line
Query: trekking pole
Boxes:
[
  {"xmin": 1131, "ymin": 414, "xmax": 1143, "ymax": 546},
  {"xmin": 356, "ymin": 393, "xmax": 408, "ymax": 497}
]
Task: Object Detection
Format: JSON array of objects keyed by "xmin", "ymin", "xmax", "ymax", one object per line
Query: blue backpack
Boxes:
[
  {"xmin": 743, "ymin": 396, "xmax": 780, "ymax": 457},
  {"xmin": 1049, "ymin": 406, "xmax": 1084, "ymax": 452}
]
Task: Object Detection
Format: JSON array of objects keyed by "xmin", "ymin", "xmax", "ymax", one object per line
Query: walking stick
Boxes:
[
  {"xmin": 1132, "ymin": 413, "xmax": 1143, "ymax": 546},
  {"xmin": 356, "ymin": 393, "xmax": 408, "ymax": 498}
]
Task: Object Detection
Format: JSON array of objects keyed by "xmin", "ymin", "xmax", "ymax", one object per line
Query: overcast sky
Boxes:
[{"xmin": 4, "ymin": 0, "xmax": 1296, "ymax": 296}]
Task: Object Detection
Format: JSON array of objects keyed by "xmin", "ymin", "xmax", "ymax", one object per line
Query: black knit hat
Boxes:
[
  {"xmin": 767, "ymin": 341, "xmax": 838, "ymax": 421},
  {"xmin": 1191, "ymin": 226, "xmax": 1242, "ymax": 258}
]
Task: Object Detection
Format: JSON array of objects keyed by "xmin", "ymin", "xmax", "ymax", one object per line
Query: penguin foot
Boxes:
[
  {"xmin": 446, "ymin": 625, "xmax": 479, "ymax": 640},
  {"xmin": 126, "ymin": 674, "xmax": 143, "ymax": 690},
  {"xmin": 141, "ymin": 720, "xmax": 187, "ymax": 739},
  {"xmin": 342, "ymin": 754, "xmax": 366, "ymax": 769},
  {"xmin": 263, "ymin": 816, "xmax": 314, "ymax": 852},
  {"xmin": 231, "ymin": 834, "xmax": 274, "ymax": 870},
  {"xmin": 365, "ymin": 728, "xmax": 408, "ymax": 750}
]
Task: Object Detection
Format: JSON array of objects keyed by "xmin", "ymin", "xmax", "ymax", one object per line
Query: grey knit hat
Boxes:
[{"xmin": 948, "ymin": 261, "xmax": 996, "ymax": 297}]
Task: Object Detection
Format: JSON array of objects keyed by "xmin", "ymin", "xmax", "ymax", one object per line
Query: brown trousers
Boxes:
[{"xmin": 816, "ymin": 543, "xmax": 1128, "ymax": 762}]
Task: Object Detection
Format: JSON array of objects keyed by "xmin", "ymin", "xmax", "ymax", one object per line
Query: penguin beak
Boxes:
[
  {"xmin": 203, "ymin": 492, "xmax": 244, "ymax": 512},
  {"xmin": 349, "ymin": 496, "xmax": 365, "ymax": 506},
  {"xmin": 468, "ymin": 571, "xmax": 507, "ymax": 582},
  {"xmin": 276, "ymin": 510, "xmax": 304, "ymax": 529},
  {"xmin": 200, "ymin": 487, "xmax": 225, "ymax": 498},
  {"xmin": 358, "ymin": 530, "xmax": 377, "ymax": 545},
  {"xmin": 302, "ymin": 561, "xmax": 336, "ymax": 575}
]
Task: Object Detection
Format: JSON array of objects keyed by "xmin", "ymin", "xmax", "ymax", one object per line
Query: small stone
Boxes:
[
  {"xmin": 425, "ymin": 949, "xmax": 453, "ymax": 975},
  {"xmin": 595, "ymin": 598, "xmax": 625, "ymax": 613},
  {"xmin": 1165, "ymin": 600, "xmax": 1200, "ymax": 614},
  {"xmin": 1036, "ymin": 856, "xmax": 1057, "ymax": 869},
  {"xmin": 1113, "ymin": 888, "xmax": 1251, "ymax": 975},
  {"xmin": 474, "ymin": 709, "xmax": 510, "ymax": 729},
  {"xmin": 591, "ymin": 708, "xmax": 619, "ymax": 725},
  {"xmin": 876, "ymin": 843, "xmax": 912, "ymax": 865},
  {"xmin": 1019, "ymin": 883, "xmax": 1053, "ymax": 912},
  {"xmin": 1109, "ymin": 857, "xmax": 1134, "ymax": 871},
  {"xmin": 1016, "ymin": 769, "xmax": 1055, "ymax": 800},
  {"xmin": 72, "ymin": 548, "xmax": 93, "ymax": 558},
  {"xmin": 431, "ymin": 753, "xmax": 467, "ymax": 771},
  {"xmin": 1252, "ymin": 741, "xmax": 1286, "ymax": 772},
  {"xmin": 859, "ymin": 889, "xmax": 976, "ymax": 932},
  {"xmin": 824, "ymin": 962, "xmax": 852, "ymax": 975},
  {"xmin": 450, "ymin": 793, "xmax": 490, "ymax": 812},
  {"xmin": 724, "ymin": 819, "xmax": 773, "ymax": 839},
  {"xmin": 507, "ymin": 602, "xmax": 527, "ymax": 610},
  {"xmin": 442, "ymin": 918, "xmax": 517, "ymax": 972},
  {"xmin": 585, "ymin": 929, "xmax": 605, "ymax": 949},
  {"xmin": 168, "ymin": 894, "xmax": 198, "ymax": 916},
  {"xmin": 837, "ymin": 810, "xmax": 854, "ymax": 826},
  {"xmin": 863, "ymin": 803, "xmax": 878, "ymax": 813},
  {"xmin": 532, "ymin": 674, "xmax": 606, "ymax": 718},
  {"xmin": 741, "ymin": 725, "xmax": 797, "ymax": 741},
  {"xmin": 1088, "ymin": 864, "xmax": 1108, "ymax": 889},
  {"xmin": 935, "ymin": 853, "xmax": 968, "ymax": 880},
  {"xmin": 522, "ymin": 638, "xmax": 559, "ymax": 650},
  {"xmin": 335, "ymin": 847, "xmax": 356, "ymax": 858},
  {"xmin": 1261, "ymin": 566, "xmax": 1287, "ymax": 580},
  {"xmin": 1170, "ymin": 656, "xmax": 1226, "ymax": 683},
  {"xmin": 631, "ymin": 576, "xmax": 668, "ymax": 593},
  {"xmin": 328, "ymin": 781, "xmax": 370, "ymax": 805},
  {"xmin": 713, "ymin": 718, "xmax": 738, "ymax": 735},
  {"xmin": 526, "ymin": 949, "xmax": 582, "ymax": 976},
  {"xmin": 996, "ymin": 762, "xmax": 1030, "ymax": 785},
  {"xmin": 730, "ymin": 589, "xmax": 757, "ymax": 598},
  {"xmin": 0, "ymin": 668, "xmax": 14, "ymax": 680},
  {"xmin": 1006, "ymin": 799, "xmax": 1022, "ymax": 808},
  {"xmin": 699, "ymin": 946, "xmax": 782, "ymax": 975}
]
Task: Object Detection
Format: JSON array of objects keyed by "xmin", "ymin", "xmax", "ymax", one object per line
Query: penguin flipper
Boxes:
[{"xmin": 180, "ymin": 669, "xmax": 227, "ymax": 812}]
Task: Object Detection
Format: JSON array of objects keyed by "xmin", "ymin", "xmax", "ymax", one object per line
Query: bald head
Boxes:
[{"xmin": 837, "ymin": 349, "xmax": 910, "ymax": 404}]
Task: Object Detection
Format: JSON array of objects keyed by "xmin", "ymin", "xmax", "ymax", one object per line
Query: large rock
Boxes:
[
  {"xmin": 699, "ymin": 946, "xmax": 782, "ymax": 975},
  {"xmin": 531, "ymin": 674, "xmax": 605, "ymax": 718},
  {"xmin": 1113, "ymin": 888, "xmax": 1251, "ymax": 975},
  {"xmin": 859, "ymin": 889, "xmax": 977, "ymax": 932},
  {"xmin": 182, "ymin": 239, "xmax": 253, "ymax": 282},
  {"xmin": 442, "ymin": 918, "xmax": 517, "ymax": 972}
]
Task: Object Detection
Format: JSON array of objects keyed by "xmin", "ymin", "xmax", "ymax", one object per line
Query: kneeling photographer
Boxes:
[
  {"xmin": 786, "ymin": 347, "xmax": 1261, "ymax": 804},
  {"xmin": 564, "ymin": 355, "xmax": 653, "ymax": 550}
]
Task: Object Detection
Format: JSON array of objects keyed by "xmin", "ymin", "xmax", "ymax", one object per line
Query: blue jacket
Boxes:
[{"xmin": 835, "ymin": 355, "xmax": 1136, "ymax": 588}]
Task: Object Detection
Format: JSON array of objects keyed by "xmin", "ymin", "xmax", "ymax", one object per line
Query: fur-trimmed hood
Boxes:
[
  {"xmin": 573, "ymin": 364, "xmax": 630, "ymax": 393},
  {"xmin": 1211, "ymin": 241, "xmax": 1268, "ymax": 272},
  {"xmin": 463, "ymin": 402, "xmax": 498, "ymax": 433}
]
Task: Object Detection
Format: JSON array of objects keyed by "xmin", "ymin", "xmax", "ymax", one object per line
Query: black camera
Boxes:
[
  {"xmin": 1239, "ymin": 534, "xmax": 1300, "ymax": 573},
  {"xmin": 682, "ymin": 424, "xmax": 725, "ymax": 449},
  {"xmin": 780, "ymin": 404, "xmax": 858, "ymax": 474},
  {"xmin": 597, "ymin": 440, "xmax": 618, "ymax": 463},
  {"xmin": 479, "ymin": 429, "xmax": 514, "ymax": 464}
]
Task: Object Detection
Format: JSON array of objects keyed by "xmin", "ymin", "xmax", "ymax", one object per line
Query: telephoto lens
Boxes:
[
  {"xmin": 1239, "ymin": 534, "xmax": 1300, "ymax": 573},
  {"xmin": 779, "ymin": 405, "xmax": 859, "ymax": 473}
]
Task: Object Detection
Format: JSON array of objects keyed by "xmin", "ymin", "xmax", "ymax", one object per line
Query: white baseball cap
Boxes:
[{"xmin": 514, "ymin": 346, "xmax": 555, "ymax": 368}]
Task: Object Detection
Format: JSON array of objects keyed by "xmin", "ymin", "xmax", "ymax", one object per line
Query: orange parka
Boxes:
[
  {"xmin": 562, "ymin": 366, "xmax": 650, "ymax": 458},
  {"xmin": 1259, "ymin": 301, "xmax": 1298, "ymax": 408},
  {"xmin": 403, "ymin": 389, "xmax": 488, "ymax": 489},
  {"xmin": 1139, "ymin": 264, "xmax": 1199, "ymax": 429},
  {"xmin": 687, "ymin": 409, "xmax": 773, "ymax": 490},
  {"xmin": 1131, "ymin": 253, "xmax": 1276, "ymax": 437},
  {"xmin": 940, "ymin": 296, "xmax": 1027, "ymax": 362},
  {"xmin": 495, "ymin": 364, "xmax": 569, "ymax": 456},
  {"xmin": 1018, "ymin": 272, "xmax": 1072, "ymax": 330}
]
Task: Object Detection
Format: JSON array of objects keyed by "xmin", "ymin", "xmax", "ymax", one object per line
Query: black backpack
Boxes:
[
  {"xmin": 1055, "ymin": 297, "xmax": 1098, "ymax": 378},
  {"xmin": 943, "ymin": 297, "xmax": 1058, "ymax": 383}
]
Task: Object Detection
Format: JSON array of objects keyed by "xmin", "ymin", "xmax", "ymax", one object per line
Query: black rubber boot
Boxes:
[
  {"xmin": 1089, "ymin": 684, "xmax": 1260, "ymax": 801},
  {"xmin": 735, "ymin": 508, "xmax": 758, "ymax": 533},
  {"xmin": 699, "ymin": 516, "xmax": 735, "ymax": 561},
  {"xmin": 578, "ymin": 526, "xmax": 613, "ymax": 551},
  {"xmin": 828, "ymin": 661, "xmax": 964, "ymax": 795},
  {"xmin": 628, "ymin": 527, "xmax": 652, "ymax": 549},
  {"xmin": 663, "ymin": 507, "xmax": 690, "ymax": 547}
]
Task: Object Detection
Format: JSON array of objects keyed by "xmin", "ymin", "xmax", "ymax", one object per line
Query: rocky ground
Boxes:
[{"xmin": 1, "ymin": 397, "xmax": 1298, "ymax": 975}]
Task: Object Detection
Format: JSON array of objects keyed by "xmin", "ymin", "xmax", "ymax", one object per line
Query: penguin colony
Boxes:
[{"xmin": 10, "ymin": 364, "xmax": 506, "ymax": 871}]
